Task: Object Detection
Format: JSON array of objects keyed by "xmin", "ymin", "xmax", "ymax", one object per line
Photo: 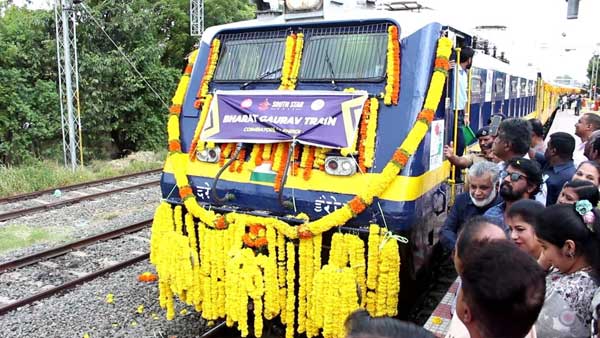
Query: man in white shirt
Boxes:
[
  {"xmin": 450, "ymin": 47, "xmax": 475, "ymax": 157},
  {"xmin": 574, "ymin": 113, "xmax": 600, "ymax": 165}
]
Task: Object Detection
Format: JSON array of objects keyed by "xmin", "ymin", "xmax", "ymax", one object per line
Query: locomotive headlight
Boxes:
[
  {"xmin": 196, "ymin": 147, "xmax": 220, "ymax": 163},
  {"xmin": 324, "ymin": 156, "xmax": 356, "ymax": 176}
]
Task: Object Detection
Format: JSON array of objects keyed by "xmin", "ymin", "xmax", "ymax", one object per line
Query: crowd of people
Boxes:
[
  {"xmin": 343, "ymin": 114, "xmax": 600, "ymax": 338},
  {"xmin": 438, "ymin": 114, "xmax": 600, "ymax": 338}
]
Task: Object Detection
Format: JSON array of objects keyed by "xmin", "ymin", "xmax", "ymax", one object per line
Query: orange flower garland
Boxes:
[
  {"xmin": 302, "ymin": 146, "xmax": 316, "ymax": 181},
  {"xmin": 194, "ymin": 39, "xmax": 221, "ymax": 110},
  {"xmin": 179, "ymin": 185, "xmax": 193, "ymax": 200},
  {"xmin": 357, "ymin": 99, "xmax": 371, "ymax": 172},
  {"xmin": 292, "ymin": 145, "xmax": 300, "ymax": 176},
  {"xmin": 255, "ymin": 144, "xmax": 265, "ymax": 166},
  {"xmin": 169, "ymin": 140, "xmax": 182, "ymax": 153},
  {"xmin": 242, "ymin": 224, "xmax": 268, "ymax": 248},
  {"xmin": 236, "ymin": 148, "xmax": 247, "ymax": 173},
  {"xmin": 384, "ymin": 26, "xmax": 401, "ymax": 105},
  {"xmin": 214, "ymin": 215, "xmax": 229, "ymax": 230},
  {"xmin": 348, "ymin": 196, "xmax": 367, "ymax": 216},
  {"xmin": 274, "ymin": 143, "xmax": 290, "ymax": 192}
]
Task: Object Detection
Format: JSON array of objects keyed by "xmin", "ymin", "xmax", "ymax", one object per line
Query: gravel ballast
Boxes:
[{"xmin": 0, "ymin": 260, "xmax": 208, "ymax": 338}]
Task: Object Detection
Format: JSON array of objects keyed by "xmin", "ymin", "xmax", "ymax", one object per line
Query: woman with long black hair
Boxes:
[{"xmin": 535, "ymin": 202, "xmax": 600, "ymax": 337}]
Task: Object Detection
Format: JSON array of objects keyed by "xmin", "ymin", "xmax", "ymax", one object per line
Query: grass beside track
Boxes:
[
  {"xmin": 0, "ymin": 224, "xmax": 73, "ymax": 254},
  {"xmin": 0, "ymin": 151, "xmax": 165, "ymax": 198}
]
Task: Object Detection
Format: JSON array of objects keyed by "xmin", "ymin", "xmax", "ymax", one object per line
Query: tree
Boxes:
[
  {"xmin": 0, "ymin": 5, "xmax": 61, "ymax": 164},
  {"xmin": 0, "ymin": 0, "xmax": 256, "ymax": 165}
]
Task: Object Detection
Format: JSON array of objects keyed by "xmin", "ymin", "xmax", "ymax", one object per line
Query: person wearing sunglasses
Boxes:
[{"xmin": 484, "ymin": 157, "xmax": 543, "ymax": 233}]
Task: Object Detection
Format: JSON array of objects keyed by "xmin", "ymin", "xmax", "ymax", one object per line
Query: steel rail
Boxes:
[
  {"xmin": 0, "ymin": 168, "xmax": 161, "ymax": 204},
  {"xmin": 0, "ymin": 180, "xmax": 159, "ymax": 222},
  {"xmin": 0, "ymin": 253, "xmax": 149, "ymax": 316},
  {"xmin": 0, "ymin": 219, "xmax": 152, "ymax": 273}
]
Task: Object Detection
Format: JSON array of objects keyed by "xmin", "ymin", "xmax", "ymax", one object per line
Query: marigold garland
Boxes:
[
  {"xmin": 384, "ymin": 26, "xmax": 400, "ymax": 105},
  {"xmin": 364, "ymin": 98, "xmax": 379, "ymax": 168},
  {"xmin": 189, "ymin": 94, "xmax": 214, "ymax": 161},
  {"xmin": 365, "ymin": 224, "xmax": 381, "ymax": 315},
  {"xmin": 302, "ymin": 146, "xmax": 316, "ymax": 181},
  {"xmin": 194, "ymin": 39, "xmax": 221, "ymax": 110},
  {"xmin": 152, "ymin": 36, "xmax": 452, "ymax": 336},
  {"xmin": 279, "ymin": 34, "xmax": 297, "ymax": 90},
  {"xmin": 274, "ymin": 143, "xmax": 290, "ymax": 192},
  {"xmin": 314, "ymin": 147, "xmax": 327, "ymax": 170},
  {"xmin": 292, "ymin": 145, "xmax": 301, "ymax": 176},
  {"xmin": 285, "ymin": 242, "xmax": 296, "ymax": 338}
]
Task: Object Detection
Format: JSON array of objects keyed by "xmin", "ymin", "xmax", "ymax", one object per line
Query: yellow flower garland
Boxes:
[
  {"xmin": 309, "ymin": 265, "xmax": 360, "ymax": 338},
  {"xmin": 384, "ymin": 25, "xmax": 400, "ymax": 106},
  {"xmin": 151, "ymin": 36, "xmax": 452, "ymax": 337},
  {"xmin": 366, "ymin": 224, "xmax": 380, "ymax": 315},
  {"xmin": 279, "ymin": 34, "xmax": 297, "ymax": 90},
  {"xmin": 285, "ymin": 242, "xmax": 296, "ymax": 338},
  {"xmin": 363, "ymin": 97, "xmax": 379, "ymax": 168},
  {"xmin": 346, "ymin": 233, "xmax": 367, "ymax": 307}
]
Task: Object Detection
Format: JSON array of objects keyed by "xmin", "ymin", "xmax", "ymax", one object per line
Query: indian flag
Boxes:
[{"xmin": 250, "ymin": 162, "xmax": 276, "ymax": 183}]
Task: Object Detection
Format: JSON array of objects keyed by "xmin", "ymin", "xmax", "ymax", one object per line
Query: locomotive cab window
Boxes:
[
  {"xmin": 213, "ymin": 31, "xmax": 287, "ymax": 82},
  {"xmin": 299, "ymin": 25, "xmax": 389, "ymax": 81}
]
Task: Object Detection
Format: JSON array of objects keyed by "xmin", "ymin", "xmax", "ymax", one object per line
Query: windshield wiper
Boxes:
[
  {"xmin": 240, "ymin": 67, "xmax": 283, "ymax": 89},
  {"xmin": 325, "ymin": 50, "xmax": 339, "ymax": 90}
]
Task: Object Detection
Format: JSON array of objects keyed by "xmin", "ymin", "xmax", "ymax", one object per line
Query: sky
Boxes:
[
  {"xmin": 421, "ymin": 0, "xmax": 600, "ymax": 83},
  {"xmin": 14, "ymin": 0, "xmax": 600, "ymax": 82}
]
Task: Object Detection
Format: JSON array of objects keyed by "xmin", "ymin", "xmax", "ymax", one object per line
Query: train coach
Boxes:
[{"xmin": 149, "ymin": 2, "xmax": 573, "ymax": 337}]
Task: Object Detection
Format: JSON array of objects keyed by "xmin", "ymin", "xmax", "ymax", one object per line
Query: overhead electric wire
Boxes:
[{"xmin": 79, "ymin": 4, "xmax": 170, "ymax": 110}]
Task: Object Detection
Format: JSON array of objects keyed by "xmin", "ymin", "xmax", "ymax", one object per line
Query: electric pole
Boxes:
[
  {"xmin": 54, "ymin": 0, "xmax": 83, "ymax": 171},
  {"xmin": 190, "ymin": 0, "xmax": 204, "ymax": 37}
]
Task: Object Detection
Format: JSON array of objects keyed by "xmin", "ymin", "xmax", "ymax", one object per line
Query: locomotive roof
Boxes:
[{"xmin": 200, "ymin": 8, "xmax": 469, "ymax": 43}]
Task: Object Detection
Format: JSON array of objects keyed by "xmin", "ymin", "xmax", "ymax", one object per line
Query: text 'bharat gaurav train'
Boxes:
[{"xmin": 149, "ymin": 1, "xmax": 573, "ymax": 337}]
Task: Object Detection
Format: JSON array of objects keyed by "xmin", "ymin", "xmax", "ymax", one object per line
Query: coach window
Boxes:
[
  {"xmin": 471, "ymin": 76, "xmax": 483, "ymax": 96},
  {"xmin": 511, "ymin": 80, "xmax": 518, "ymax": 95},
  {"xmin": 495, "ymin": 78, "xmax": 504, "ymax": 93}
]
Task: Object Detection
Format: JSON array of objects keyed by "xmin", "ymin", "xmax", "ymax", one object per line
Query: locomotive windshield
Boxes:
[
  {"xmin": 213, "ymin": 30, "xmax": 287, "ymax": 81},
  {"xmin": 299, "ymin": 24, "xmax": 388, "ymax": 81}
]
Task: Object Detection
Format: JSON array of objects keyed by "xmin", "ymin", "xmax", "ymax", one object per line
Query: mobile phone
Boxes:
[{"xmin": 490, "ymin": 115, "xmax": 502, "ymax": 136}]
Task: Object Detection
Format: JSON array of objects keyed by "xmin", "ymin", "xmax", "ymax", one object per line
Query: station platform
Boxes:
[{"xmin": 422, "ymin": 107, "xmax": 597, "ymax": 338}]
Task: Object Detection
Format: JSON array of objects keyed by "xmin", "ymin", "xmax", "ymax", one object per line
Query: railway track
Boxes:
[
  {"xmin": 0, "ymin": 169, "xmax": 161, "ymax": 222},
  {"xmin": 0, "ymin": 219, "xmax": 153, "ymax": 315}
]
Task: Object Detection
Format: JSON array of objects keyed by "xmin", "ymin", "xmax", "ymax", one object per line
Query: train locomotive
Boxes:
[{"xmin": 150, "ymin": 2, "xmax": 572, "ymax": 337}]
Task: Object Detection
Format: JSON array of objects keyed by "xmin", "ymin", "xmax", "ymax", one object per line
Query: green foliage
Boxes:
[
  {"xmin": 205, "ymin": 0, "xmax": 256, "ymax": 28},
  {"xmin": 0, "ymin": 0, "xmax": 255, "ymax": 166},
  {"xmin": 0, "ymin": 6, "xmax": 62, "ymax": 164},
  {"xmin": 0, "ymin": 151, "xmax": 165, "ymax": 197}
]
